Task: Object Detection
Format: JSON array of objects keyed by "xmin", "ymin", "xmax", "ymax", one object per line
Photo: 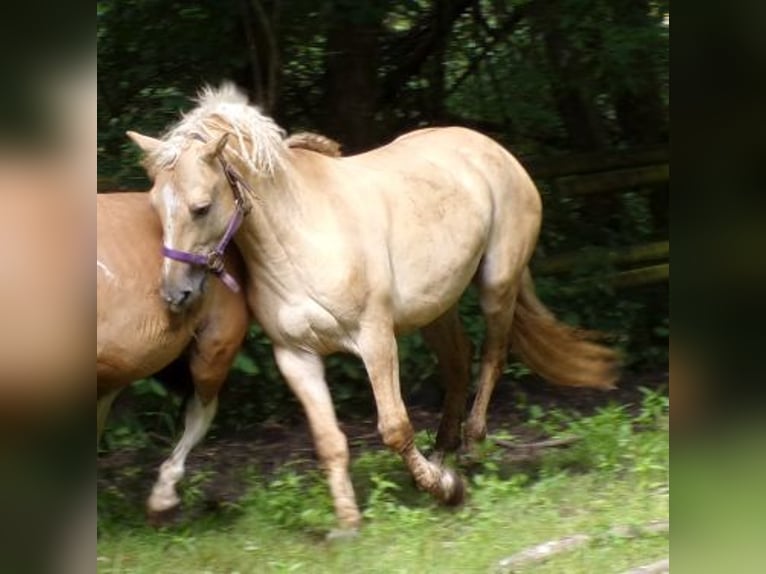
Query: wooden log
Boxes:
[
  {"xmin": 494, "ymin": 534, "xmax": 591, "ymax": 573},
  {"xmin": 612, "ymin": 264, "xmax": 669, "ymax": 288},
  {"xmin": 621, "ymin": 558, "xmax": 669, "ymax": 574},
  {"xmin": 493, "ymin": 520, "xmax": 669, "ymax": 573},
  {"xmin": 524, "ymin": 146, "xmax": 668, "ymax": 179},
  {"xmin": 536, "ymin": 241, "xmax": 669, "ymax": 276},
  {"xmin": 555, "ymin": 164, "xmax": 668, "ymax": 195}
]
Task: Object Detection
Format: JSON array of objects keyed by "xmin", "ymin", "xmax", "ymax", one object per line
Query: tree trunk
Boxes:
[
  {"xmin": 319, "ymin": 2, "xmax": 383, "ymax": 152},
  {"xmin": 610, "ymin": 0, "xmax": 668, "ymax": 146},
  {"xmin": 239, "ymin": 0, "xmax": 281, "ymax": 114},
  {"xmin": 529, "ymin": 0, "xmax": 609, "ymax": 151}
]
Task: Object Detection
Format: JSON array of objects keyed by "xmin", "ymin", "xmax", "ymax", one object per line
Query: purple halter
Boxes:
[{"xmin": 161, "ymin": 134, "xmax": 252, "ymax": 293}]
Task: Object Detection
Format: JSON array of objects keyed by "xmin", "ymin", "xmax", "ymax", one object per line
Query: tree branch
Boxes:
[
  {"xmin": 379, "ymin": 0, "xmax": 476, "ymax": 106},
  {"xmin": 445, "ymin": 2, "xmax": 534, "ymax": 98}
]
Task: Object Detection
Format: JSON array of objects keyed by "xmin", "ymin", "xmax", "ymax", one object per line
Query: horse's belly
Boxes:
[
  {"xmin": 388, "ymin": 202, "xmax": 488, "ymax": 332},
  {"xmin": 391, "ymin": 247, "xmax": 483, "ymax": 333}
]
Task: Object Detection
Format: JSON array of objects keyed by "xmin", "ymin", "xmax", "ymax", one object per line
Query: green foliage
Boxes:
[
  {"xmin": 524, "ymin": 387, "xmax": 669, "ymax": 488},
  {"xmin": 243, "ymin": 468, "xmax": 337, "ymax": 532},
  {"xmin": 101, "ymin": 378, "xmax": 183, "ymax": 451}
]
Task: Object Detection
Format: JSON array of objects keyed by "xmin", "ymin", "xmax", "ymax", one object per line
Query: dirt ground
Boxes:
[{"xmin": 98, "ymin": 369, "xmax": 667, "ymax": 521}]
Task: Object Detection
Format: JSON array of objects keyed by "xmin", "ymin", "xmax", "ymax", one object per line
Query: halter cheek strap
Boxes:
[{"xmin": 161, "ymin": 134, "xmax": 252, "ymax": 293}]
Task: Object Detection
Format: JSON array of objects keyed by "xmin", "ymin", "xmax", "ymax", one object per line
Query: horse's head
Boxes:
[
  {"xmin": 127, "ymin": 130, "xmax": 240, "ymax": 313},
  {"xmin": 128, "ymin": 82, "xmax": 286, "ymax": 312}
]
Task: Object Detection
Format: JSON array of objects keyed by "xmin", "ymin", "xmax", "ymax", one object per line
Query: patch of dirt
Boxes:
[{"xmin": 98, "ymin": 370, "xmax": 667, "ymax": 520}]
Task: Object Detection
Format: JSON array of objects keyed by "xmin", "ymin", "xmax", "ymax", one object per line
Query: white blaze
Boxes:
[
  {"xmin": 160, "ymin": 182, "xmax": 179, "ymax": 277},
  {"xmin": 96, "ymin": 260, "xmax": 115, "ymax": 281}
]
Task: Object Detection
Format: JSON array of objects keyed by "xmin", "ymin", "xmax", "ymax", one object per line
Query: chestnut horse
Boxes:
[
  {"xmin": 128, "ymin": 83, "xmax": 618, "ymax": 534},
  {"xmin": 97, "ymin": 191, "xmax": 250, "ymax": 518}
]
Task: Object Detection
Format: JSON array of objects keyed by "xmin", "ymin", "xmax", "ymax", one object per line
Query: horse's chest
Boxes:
[{"xmin": 273, "ymin": 298, "xmax": 352, "ymax": 352}]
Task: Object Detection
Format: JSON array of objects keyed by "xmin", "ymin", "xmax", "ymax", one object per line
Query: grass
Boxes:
[{"xmin": 97, "ymin": 389, "xmax": 668, "ymax": 573}]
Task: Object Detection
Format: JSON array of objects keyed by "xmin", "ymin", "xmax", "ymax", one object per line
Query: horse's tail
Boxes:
[{"xmin": 510, "ymin": 269, "xmax": 619, "ymax": 389}]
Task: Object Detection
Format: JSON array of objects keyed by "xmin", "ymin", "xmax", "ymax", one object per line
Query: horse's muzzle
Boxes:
[
  {"xmin": 161, "ymin": 285, "xmax": 194, "ymax": 313},
  {"xmin": 160, "ymin": 271, "xmax": 205, "ymax": 313}
]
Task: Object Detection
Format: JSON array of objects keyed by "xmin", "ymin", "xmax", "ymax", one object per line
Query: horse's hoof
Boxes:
[
  {"xmin": 325, "ymin": 527, "xmax": 359, "ymax": 543},
  {"xmin": 439, "ymin": 468, "xmax": 466, "ymax": 507}
]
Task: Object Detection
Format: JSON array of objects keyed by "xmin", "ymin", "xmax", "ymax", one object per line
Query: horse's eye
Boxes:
[{"xmin": 190, "ymin": 203, "xmax": 211, "ymax": 218}]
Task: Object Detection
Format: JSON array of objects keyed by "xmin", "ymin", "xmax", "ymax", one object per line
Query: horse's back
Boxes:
[{"xmin": 333, "ymin": 126, "xmax": 541, "ymax": 330}]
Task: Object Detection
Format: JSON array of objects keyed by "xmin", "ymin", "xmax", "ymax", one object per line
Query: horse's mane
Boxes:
[
  {"xmin": 147, "ymin": 82, "xmax": 286, "ymax": 177},
  {"xmin": 285, "ymin": 132, "xmax": 342, "ymax": 157}
]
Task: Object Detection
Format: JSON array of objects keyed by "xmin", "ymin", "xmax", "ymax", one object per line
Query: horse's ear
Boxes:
[
  {"xmin": 126, "ymin": 131, "xmax": 161, "ymax": 155},
  {"xmin": 201, "ymin": 133, "xmax": 230, "ymax": 163}
]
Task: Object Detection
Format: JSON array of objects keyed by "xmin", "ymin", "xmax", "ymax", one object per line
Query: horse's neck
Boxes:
[
  {"xmin": 235, "ymin": 157, "xmax": 338, "ymax": 289},
  {"xmin": 235, "ymin": 167, "xmax": 302, "ymax": 266}
]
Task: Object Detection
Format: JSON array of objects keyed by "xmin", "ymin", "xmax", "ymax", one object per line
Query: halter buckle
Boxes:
[{"xmin": 206, "ymin": 251, "xmax": 225, "ymax": 274}]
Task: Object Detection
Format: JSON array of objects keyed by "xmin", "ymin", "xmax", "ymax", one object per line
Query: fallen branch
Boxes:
[
  {"xmin": 493, "ymin": 520, "xmax": 669, "ymax": 573},
  {"xmin": 621, "ymin": 558, "xmax": 669, "ymax": 574},
  {"xmin": 492, "ymin": 436, "xmax": 580, "ymax": 451},
  {"xmin": 494, "ymin": 535, "xmax": 591, "ymax": 572}
]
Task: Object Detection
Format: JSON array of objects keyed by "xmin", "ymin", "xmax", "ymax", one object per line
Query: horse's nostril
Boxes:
[
  {"xmin": 178, "ymin": 289, "xmax": 192, "ymax": 304},
  {"xmin": 161, "ymin": 287, "xmax": 194, "ymax": 310}
]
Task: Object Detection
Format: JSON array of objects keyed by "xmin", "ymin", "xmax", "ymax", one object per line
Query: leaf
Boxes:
[{"xmin": 234, "ymin": 353, "xmax": 260, "ymax": 375}]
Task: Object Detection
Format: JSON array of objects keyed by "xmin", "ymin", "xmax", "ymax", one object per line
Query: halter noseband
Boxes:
[{"xmin": 161, "ymin": 133, "xmax": 252, "ymax": 293}]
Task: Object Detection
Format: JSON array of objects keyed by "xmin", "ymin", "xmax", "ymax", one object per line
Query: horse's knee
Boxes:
[
  {"xmin": 315, "ymin": 429, "xmax": 350, "ymax": 469},
  {"xmin": 378, "ymin": 419, "xmax": 414, "ymax": 452}
]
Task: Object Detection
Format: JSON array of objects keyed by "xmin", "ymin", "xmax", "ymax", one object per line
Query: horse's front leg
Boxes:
[
  {"xmin": 357, "ymin": 320, "xmax": 465, "ymax": 506},
  {"xmin": 273, "ymin": 345, "xmax": 361, "ymax": 536},
  {"xmin": 146, "ymin": 392, "xmax": 218, "ymax": 520}
]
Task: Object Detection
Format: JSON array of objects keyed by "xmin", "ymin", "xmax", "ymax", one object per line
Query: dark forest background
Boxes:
[{"xmin": 97, "ymin": 0, "xmax": 668, "ymax": 431}]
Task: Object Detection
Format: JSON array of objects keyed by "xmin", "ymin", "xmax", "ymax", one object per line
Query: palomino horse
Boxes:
[
  {"xmin": 128, "ymin": 83, "xmax": 619, "ymax": 533},
  {"xmin": 96, "ymin": 132, "xmax": 336, "ymax": 520},
  {"xmin": 97, "ymin": 191, "xmax": 250, "ymax": 519}
]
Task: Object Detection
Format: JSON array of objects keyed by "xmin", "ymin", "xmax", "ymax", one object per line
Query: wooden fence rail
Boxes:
[{"xmin": 528, "ymin": 145, "xmax": 669, "ymax": 288}]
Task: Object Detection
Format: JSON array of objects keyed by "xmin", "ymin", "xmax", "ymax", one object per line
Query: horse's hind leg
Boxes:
[
  {"xmin": 273, "ymin": 346, "xmax": 361, "ymax": 535},
  {"xmin": 420, "ymin": 306, "xmax": 472, "ymax": 456},
  {"xmin": 464, "ymin": 264, "xmax": 522, "ymax": 447}
]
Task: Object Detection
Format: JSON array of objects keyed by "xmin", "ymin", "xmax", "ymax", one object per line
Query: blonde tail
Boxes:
[{"xmin": 510, "ymin": 269, "xmax": 620, "ymax": 389}]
